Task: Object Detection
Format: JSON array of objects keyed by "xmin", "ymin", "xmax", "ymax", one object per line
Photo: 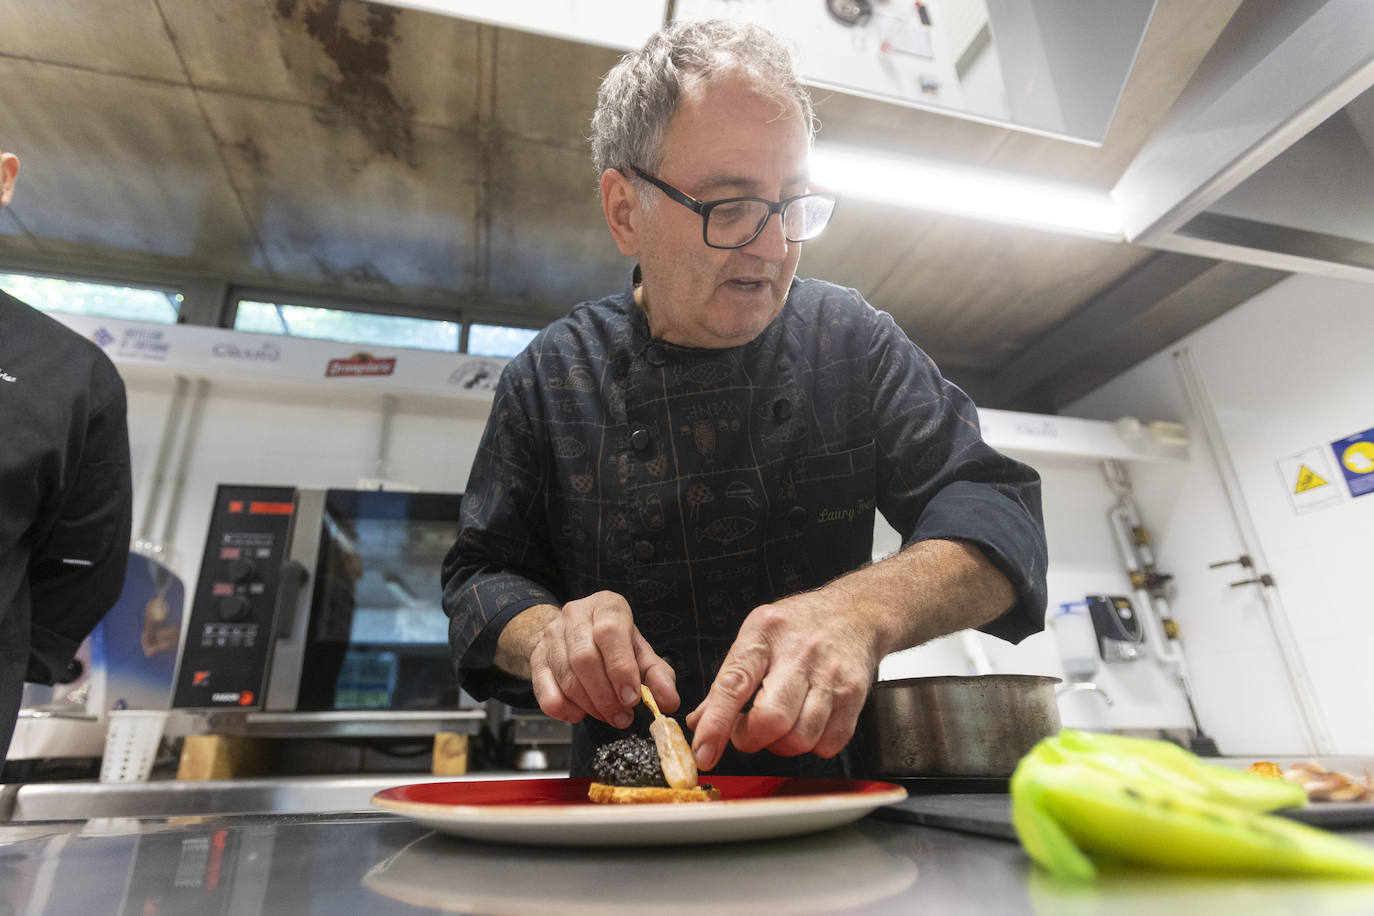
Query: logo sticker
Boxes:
[
  {"xmin": 447, "ymin": 360, "xmax": 502, "ymax": 391},
  {"xmin": 326, "ymin": 353, "xmax": 396, "ymax": 378},
  {"xmin": 213, "ymin": 340, "xmax": 281, "ymax": 362}
]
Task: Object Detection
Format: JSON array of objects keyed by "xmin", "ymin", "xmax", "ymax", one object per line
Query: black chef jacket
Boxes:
[
  {"xmin": 0, "ymin": 290, "xmax": 132, "ymax": 760},
  {"xmin": 442, "ymin": 273, "xmax": 1047, "ymax": 777}
]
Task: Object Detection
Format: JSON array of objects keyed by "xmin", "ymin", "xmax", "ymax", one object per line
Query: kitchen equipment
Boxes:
[
  {"xmin": 857, "ymin": 674, "xmax": 1062, "ymax": 778},
  {"xmin": 1085, "ymin": 594, "xmax": 1145, "ymax": 662},
  {"xmin": 170, "ymin": 485, "xmax": 473, "ymax": 722},
  {"xmin": 1049, "ymin": 601, "xmax": 1101, "ymax": 679}
]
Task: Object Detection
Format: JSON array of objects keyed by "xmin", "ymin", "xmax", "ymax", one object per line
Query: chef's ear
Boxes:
[
  {"xmin": 600, "ymin": 168, "xmax": 641, "ymax": 257},
  {"xmin": 0, "ymin": 153, "xmax": 19, "ymax": 208}
]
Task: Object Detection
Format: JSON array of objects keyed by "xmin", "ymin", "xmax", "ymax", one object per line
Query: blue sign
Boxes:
[{"xmin": 1331, "ymin": 426, "xmax": 1374, "ymax": 498}]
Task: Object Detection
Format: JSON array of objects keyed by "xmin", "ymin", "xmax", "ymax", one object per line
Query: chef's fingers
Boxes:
[
  {"xmin": 529, "ymin": 639, "xmax": 588, "ymax": 723},
  {"xmin": 810, "ymin": 684, "xmax": 867, "ymax": 759},
  {"xmin": 687, "ymin": 641, "xmax": 770, "ymax": 771},
  {"xmin": 544, "ymin": 607, "xmax": 621, "ymax": 726},
  {"xmin": 631, "ymin": 629, "xmax": 679, "ymax": 713},
  {"xmin": 587, "ymin": 592, "xmax": 644, "ymax": 717},
  {"xmin": 563, "ymin": 592, "xmax": 636, "ymax": 728},
  {"xmin": 735, "ymin": 676, "xmax": 820, "ymax": 756}
]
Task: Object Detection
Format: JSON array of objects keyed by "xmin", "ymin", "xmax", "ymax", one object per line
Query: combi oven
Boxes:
[{"xmin": 171, "ymin": 485, "xmax": 470, "ymax": 716}]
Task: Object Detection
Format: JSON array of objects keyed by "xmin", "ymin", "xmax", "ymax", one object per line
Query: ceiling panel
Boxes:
[
  {"xmin": 159, "ymin": 0, "xmax": 484, "ymax": 130},
  {"xmin": 491, "ymin": 27, "xmax": 623, "ymax": 151},
  {"xmin": 0, "ymin": 56, "xmax": 252, "ymax": 268},
  {"xmin": 866, "ymin": 218, "xmax": 1153, "ymax": 366},
  {"xmin": 197, "ymin": 90, "xmax": 480, "ymax": 293},
  {"xmin": 0, "ymin": 0, "xmax": 185, "ymax": 82},
  {"xmin": 484, "ymin": 137, "xmax": 628, "ymax": 312}
]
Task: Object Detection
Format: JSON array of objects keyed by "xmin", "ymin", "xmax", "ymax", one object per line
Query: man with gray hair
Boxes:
[
  {"xmin": 0, "ymin": 140, "xmax": 133, "ymax": 763},
  {"xmin": 444, "ymin": 20, "xmax": 1047, "ymax": 779}
]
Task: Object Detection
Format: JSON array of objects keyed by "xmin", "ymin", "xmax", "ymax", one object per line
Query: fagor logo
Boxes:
[{"xmin": 210, "ymin": 690, "xmax": 254, "ymax": 705}]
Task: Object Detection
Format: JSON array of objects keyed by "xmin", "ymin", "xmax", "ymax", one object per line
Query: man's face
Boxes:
[
  {"xmin": 630, "ymin": 73, "xmax": 811, "ymax": 349},
  {"xmin": 0, "ymin": 147, "xmax": 18, "ymax": 208}
]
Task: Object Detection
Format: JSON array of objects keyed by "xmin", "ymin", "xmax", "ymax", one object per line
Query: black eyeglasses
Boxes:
[{"xmin": 628, "ymin": 166, "xmax": 838, "ymax": 250}]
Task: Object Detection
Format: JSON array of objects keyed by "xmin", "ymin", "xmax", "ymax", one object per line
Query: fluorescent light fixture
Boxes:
[{"xmin": 811, "ymin": 146, "xmax": 1124, "ymax": 241}]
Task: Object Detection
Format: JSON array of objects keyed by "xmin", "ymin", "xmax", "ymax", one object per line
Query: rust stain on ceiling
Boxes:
[{"xmin": 274, "ymin": 0, "xmax": 417, "ymax": 166}]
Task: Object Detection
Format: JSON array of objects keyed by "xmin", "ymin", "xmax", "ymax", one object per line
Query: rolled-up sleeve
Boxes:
[
  {"xmin": 866, "ymin": 306, "xmax": 1047, "ymax": 643},
  {"xmin": 441, "ymin": 357, "xmax": 562, "ymax": 706}
]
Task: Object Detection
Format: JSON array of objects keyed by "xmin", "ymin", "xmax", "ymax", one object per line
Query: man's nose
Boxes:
[{"xmin": 742, "ymin": 211, "xmax": 789, "ymax": 261}]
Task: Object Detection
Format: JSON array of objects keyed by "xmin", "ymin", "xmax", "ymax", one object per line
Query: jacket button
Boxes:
[
  {"xmin": 773, "ymin": 398, "xmax": 792, "ymax": 420},
  {"xmin": 630, "ymin": 427, "xmax": 651, "ymax": 451},
  {"xmin": 645, "ymin": 346, "xmax": 666, "ymax": 367},
  {"xmin": 787, "ymin": 505, "xmax": 808, "ymax": 528},
  {"xmin": 633, "ymin": 540, "xmax": 655, "ymax": 562}
]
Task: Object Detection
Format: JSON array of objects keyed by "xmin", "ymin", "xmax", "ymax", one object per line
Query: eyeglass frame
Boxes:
[{"xmin": 625, "ymin": 165, "xmax": 838, "ymax": 250}]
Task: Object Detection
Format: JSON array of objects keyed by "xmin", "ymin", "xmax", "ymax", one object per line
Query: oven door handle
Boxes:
[{"xmin": 273, "ymin": 560, "xmax": 310, "ymax": 639}]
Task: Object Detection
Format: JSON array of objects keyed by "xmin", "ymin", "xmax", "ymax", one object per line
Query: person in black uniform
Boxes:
[
  {"xmin": 443, "ymin": 21, "xmax": 1048, "ymax": 778},
  {"xmin": 0, "ymin": 140, "xmax": 134, "ymax": 762}
]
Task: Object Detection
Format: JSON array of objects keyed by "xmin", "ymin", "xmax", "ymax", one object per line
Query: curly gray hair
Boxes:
[{"xmin": 590, "ymin": 19, "xmax": 816, "ymax": 181}]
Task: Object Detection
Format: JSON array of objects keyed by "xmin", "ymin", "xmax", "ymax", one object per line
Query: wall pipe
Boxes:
[
  {"xmin": 1101, "ymin": 458, "xmax": 1219, "ymax": 754},
  {"xmin": 135, "ymin": 375, "xmax": 190, "ymax": 548}
]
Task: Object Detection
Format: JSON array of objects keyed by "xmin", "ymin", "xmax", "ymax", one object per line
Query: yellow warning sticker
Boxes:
[
  {"xmin": 1276, "ymin": 446, "xmax": 1344, "ymax": 515},
  {"xmin": 1294, "ymin": 464, "xmax": 1328, "ymax": 494}
]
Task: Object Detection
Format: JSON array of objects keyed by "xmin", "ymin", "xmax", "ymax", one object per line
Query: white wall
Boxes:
[
  {"xmin": 125, "ymin": 374, "xmax": 492, "ymax": 598},
  {"xmin": 1066, "ymin": 272, "xmax": 1374, "ymax": 755},
  {"xmin": 877, "ymin": 453, "xmax": 1195, "ymax": 732}
]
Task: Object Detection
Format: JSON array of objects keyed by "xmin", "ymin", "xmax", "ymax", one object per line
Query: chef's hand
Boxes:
[
  {"xmin": 527, "ymin": 590, "xmax": 679, "ymax": 729},
  {"xmin": 685, "ymin": 588, "xmax": 882, "ymax": 772}
]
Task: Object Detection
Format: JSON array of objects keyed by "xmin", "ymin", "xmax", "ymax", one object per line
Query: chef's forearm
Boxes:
[
  {"xmin": 825, "ymin": 538, "xmax": 1015, "ymax": 657},
  {"xmin": 493, "ymin": 603, "xmax": 561, "ymax": 678}
]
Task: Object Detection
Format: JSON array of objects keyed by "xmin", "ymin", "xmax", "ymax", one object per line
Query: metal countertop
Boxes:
[{"xmin": 2, "ymin": 803, "xmax": 1372, "ymax": 914}]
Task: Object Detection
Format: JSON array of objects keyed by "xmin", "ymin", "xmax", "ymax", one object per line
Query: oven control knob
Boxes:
[
  {"xmin": 227, "ymin": 558, "xmax": 256, "ymax": 582},
  {"xmin": 218, "ymin": 595, "xmax": 250, "ymax": 621}
]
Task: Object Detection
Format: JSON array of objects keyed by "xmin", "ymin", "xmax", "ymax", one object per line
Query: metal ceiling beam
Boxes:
[{"xmin": 980, "ymin": 251, "xmax": 1284, "ymax": 409}]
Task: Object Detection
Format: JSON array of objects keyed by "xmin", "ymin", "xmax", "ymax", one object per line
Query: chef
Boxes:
[
  {"xmin": 0, "ymin": 138, "xmax": 133, "ymax": 762},
  {"xmin": 443, "ymin": 19, "xmax": 1048, "ymax": 778}
]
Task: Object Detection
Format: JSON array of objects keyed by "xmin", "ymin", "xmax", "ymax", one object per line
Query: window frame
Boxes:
[
  {"xmin": 227, "ymin": 287, "xmax": 467, "ymax": 354},
  {"xmin": 0, "ymin": 267, "xmax": 185, "ymax": 324}
]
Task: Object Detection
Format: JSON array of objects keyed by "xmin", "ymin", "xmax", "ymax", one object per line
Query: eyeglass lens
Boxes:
[{"xmin": 706, "ymin": 195, "xmax": 836, "ymax": 248}]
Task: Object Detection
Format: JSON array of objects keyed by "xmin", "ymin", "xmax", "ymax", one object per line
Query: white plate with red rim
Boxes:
[{"xmin": 371, "ymin": 774, "xmax": 908, "ymax": 846}]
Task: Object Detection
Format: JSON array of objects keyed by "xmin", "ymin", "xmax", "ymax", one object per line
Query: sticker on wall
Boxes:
[
  {"xmin": 1331, "ymin": 426, "xmax": 1374, "ymax": 498},
  {"xmin": 1277, "ymin": 446, "xmax": 1345, "ymax": 514}
]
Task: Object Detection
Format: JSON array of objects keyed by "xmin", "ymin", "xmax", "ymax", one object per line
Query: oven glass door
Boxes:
[{"xmin": 296, "ymin": 489, "xmax": 464, "ymax": 711}]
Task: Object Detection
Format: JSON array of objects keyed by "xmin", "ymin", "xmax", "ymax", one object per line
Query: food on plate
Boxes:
[
  {"xmin": 587, "ymin": 781, "xmax": 722, "ymax": 804},
  {"xmin": 1247, "ymin": 761, "xmax": 1283, "ymax": 779},
  {"xmin": 588, "ymin": 736, "xmax": 720, "ymax": 805},
  {"xmin": 641, "ymin": 684, "xmax": 698, "ymax": 790},
  {"xmin": 1282, "ymin": 761, "xmax": 1374, "ymax": 803}
]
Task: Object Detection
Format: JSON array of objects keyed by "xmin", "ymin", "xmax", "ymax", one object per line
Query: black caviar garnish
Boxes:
[{"xmin": 592, "ymin": 737, "xmax": 668, "ymax": 787}]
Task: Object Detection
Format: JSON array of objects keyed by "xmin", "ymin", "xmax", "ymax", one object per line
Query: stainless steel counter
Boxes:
[
  {"xmin": 1, "ymin": 771, "xmax": 552, "ymax": 822},
  {"xmin": 2, "ymin": 803, "xmax": 1372, "ymax": 914}
]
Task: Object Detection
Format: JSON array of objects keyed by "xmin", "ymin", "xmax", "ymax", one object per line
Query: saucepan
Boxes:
[{"xmin": 856, "ymin": 674, "xmax": 1062, "ymax": 778}]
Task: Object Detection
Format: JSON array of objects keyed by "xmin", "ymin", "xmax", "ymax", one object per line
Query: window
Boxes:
[
  {"xmin": 0, "ymin": 273, "xmax": 181, "ymax": 323},
  {"xmin": 467, "ymin": 322, "xmax": 538, "ymax": 357},
  {"xmin": 233, "ymin": 299, "xmax": 460, "ymax": 352}
]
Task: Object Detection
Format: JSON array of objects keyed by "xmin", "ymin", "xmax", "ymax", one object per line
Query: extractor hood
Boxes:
[{"xmin": 1113, "ymin": 0, "xmax": 1374, "ymax": 282}]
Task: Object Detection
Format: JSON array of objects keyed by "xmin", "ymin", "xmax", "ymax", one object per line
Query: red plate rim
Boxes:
[{"xmin": 374, "ymin": 775, "xmax": 904, "ymax": 808}]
